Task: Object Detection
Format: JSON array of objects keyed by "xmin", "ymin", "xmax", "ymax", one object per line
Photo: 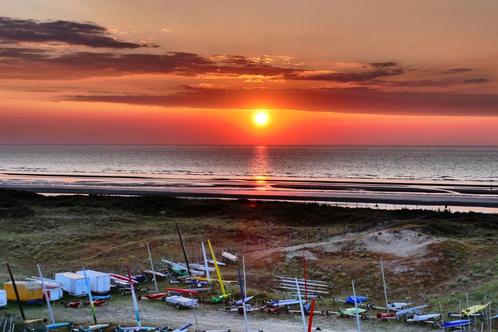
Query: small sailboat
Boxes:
[
  {"xmin": 36, "ymin": 264, "xmax": 73, "ymax": 331},
  {"xmin": 114, "ymin": 267, "xmax": 166, "ymax": 332},
  {"xmin": 207, "ymin": 240, "xmax": 231, "ymax": 303},
  {"xmin": 73, "ymin": 268, "xmax": 110, "ymax": 332}
]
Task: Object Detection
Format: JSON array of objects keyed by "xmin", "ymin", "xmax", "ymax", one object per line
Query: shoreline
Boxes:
[
  {"xmin": 2, "ymin": 172, "xmax": 498, "ymax": 212},
  {"xmin": 2, "ymin": 183, "xmax": 498, "ymax": 210},
  {"xmin": 3, "ymin": 171, "xmax": 497, "ymax": 186}
]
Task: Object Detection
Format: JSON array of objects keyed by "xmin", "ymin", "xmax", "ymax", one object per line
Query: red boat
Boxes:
[
  {"xmin": 164, "ymin": 288, "xmax": 200, "ymax": 296},
  {"xmin": 111, "ymin": 273, "xmax": 138, "ymax": 284},
  {"xmin": 377, "ymin": 312, "xmax": 397, "ymax": 320},
  {"xmin": 145, "ymin": 292, "xmax": 168, "ymax": 300},
  {"xmin": 66, "ymin": 301, "xmax": 82, "ymax": 308},
  {"xmin": 85, "ymin": 299, "xmax": 107, "ymax": 306}
]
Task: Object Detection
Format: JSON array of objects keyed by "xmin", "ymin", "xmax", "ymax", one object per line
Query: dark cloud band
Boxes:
[
  {"xmin": 68, "ymin": 87, "xmax": 498, "ymax": 117},
  {"xmin": 0, "ymin": 16, "xmax": 155, "ymax": 48}
]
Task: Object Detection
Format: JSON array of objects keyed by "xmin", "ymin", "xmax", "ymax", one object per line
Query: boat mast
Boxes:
[
  {"xmin": 307, "ymin": 298, "xmax": 316, "ymax": 332},
  {"xmin": 175, "ymin": 222, "xmax": 191, "ymax": 277},
  {"xmin": 352, "ymin": 280, "xmax": 361, "ymax": 332},
  {"xmin": 237, "ymin": 268, "xmax": 249, "ymax": 332},
  {"xmin": 207, "ymin": 240, "xmax": 226, "ymax": 296},
  {"xmin": 36, "ymin": 264, "xmax": 55, "ymax": 325},
  {"xmin": 242, "ymin": 256, "xmax": 250, "ymax": 332},
  {"xmin": 380, "ymin": 257, "xmax": 389, "ymax": 312},
  {"xmin": 303, "ymin": 252, "xmax": 308, "ymax": 303},
  {"xmin": 295, "ymin": 277, "xmax": 307, "ymax": 332},
  {"xmin": 146, "ymin": 242, "xmax": 159, "ymax": 292},
  {"xmin": 201, "ymin": 241, "xmax": 211, "ymax": 282},
  {"xmin": 6, "ymin": 263, "xmax": 25, "ymax": 321},
  {"xmin": 127, "ymin": 266, "xmax": 141, "ymax": 328},
  {"xmin": 82, "ymin": 268, "xmax": 98, "ymax": 325}
]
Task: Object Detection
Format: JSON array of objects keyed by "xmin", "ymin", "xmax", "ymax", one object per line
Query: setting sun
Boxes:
[{"xmin": 253, "ymin": 110, "xmax": 270, "ymax": 127}]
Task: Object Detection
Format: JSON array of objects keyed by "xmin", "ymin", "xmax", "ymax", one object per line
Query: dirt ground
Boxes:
[{"xmin": 13, "ymin": 298, "xmax": 430, "ymax": 332}]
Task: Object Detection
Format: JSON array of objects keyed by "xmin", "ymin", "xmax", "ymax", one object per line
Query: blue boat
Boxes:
[
  {"xmin": 344, "ymin": 296, "xmax": 368, "ymax": 305},
  {"xmin": 46, "ymin": 322, "xmax": 73, "ymax": 330},
  {"xmin": 93, "ymin": 295, "xmax": 112, "ymax": 301},
  {"xmin": 114, "ymin": 326, "xmax": 165, "ymax": 332},
  {"xmin": 443, "ymin": 319, "xmax": 471, "ymax": 328},
  {"xmin": 172, "ymin": 323, "xmax": 192, "ymax": 332}
]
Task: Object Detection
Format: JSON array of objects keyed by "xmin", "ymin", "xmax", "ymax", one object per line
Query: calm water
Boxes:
[{"xmin": 0, "ymin": 145, "xmax": 497, "ymax": 182}]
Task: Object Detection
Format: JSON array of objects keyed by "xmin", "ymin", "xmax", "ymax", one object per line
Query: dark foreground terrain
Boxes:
[{"xmin": 0, "ymin": 189, "xmax": 497, "ymax": 321}]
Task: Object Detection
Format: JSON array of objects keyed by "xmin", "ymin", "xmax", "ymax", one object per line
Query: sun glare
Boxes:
[{"xmin": 253, "ymin": 110, "xmax": 270, "ymax": 127}]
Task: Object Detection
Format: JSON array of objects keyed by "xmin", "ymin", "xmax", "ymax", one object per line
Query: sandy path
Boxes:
[{"xmin": 14, "ymin": 300, "xmax": 429, "ymax": 332}]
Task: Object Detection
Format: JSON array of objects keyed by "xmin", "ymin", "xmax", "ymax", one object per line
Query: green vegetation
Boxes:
[{"xmin": 0, "ymin": 189, "xmax": 497, "ymax": 309}]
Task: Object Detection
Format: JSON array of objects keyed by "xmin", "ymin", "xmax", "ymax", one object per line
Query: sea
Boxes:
[{"xmin": 0, "ymin": 145, "xmax": 497, "ymax": 183}]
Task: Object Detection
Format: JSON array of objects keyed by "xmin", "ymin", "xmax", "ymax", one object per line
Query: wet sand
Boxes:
[{"xmin": 1, "ymin": 172, "xmax": 498, "ymax": 210}]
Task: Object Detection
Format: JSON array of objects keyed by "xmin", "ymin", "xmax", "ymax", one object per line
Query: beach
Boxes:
[{"xmin": 1, "ymin": 172, "xmax": 498, "ymax": 212}]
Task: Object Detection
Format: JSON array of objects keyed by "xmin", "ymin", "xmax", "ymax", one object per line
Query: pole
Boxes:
[
  {"xmin": 6, "ymin": 264, "xmax": 25, "ymax": 321},
  {"xmin": 380, "ymin": 257, "xmax": 389, "ymax": 312},
  {"xmin": 146, "ymin": 242, "xmax": 159, "ymax": 292},
  {"xmin": 303, "ymin": 252, "xmax": 308, "ymax": 303},
  {"xmin": 488, "ymin": 304, "xmax": 492, "ymax": 332},
  {"xmin": 307, "ymin": 299, "xmax": 316, "ymax": 332},
  {"xmin": 36, "ymin": 264, "xmax": 55, "ymax": 325},
  {"xmin": 127, "ymin": 266, "xmax": 141, "ymax": 327},
  {"xmin": 207, "ymin": 240, "xmax": 226, "ymax": 296},
  {"xmin": 82, "ymin": 268, "xmax": 98, "ymax": 325},
  {"xmin": 295, "ymin": 278, "xmax": 307, "ymax": 332},
  {"xmin": 175, "ymin": 222, "xmax": 191, "ymax": 276},
  {"xmin": 201, "ymin": 241, "xmax": 211, "ymax": 282},
  {"xmin": 242, "ymin": 256, "xmax": 250, "ymax": 332},
  {"xmin": 352, "ymin": 280, "xmax": 361, "ymax": 332},
  {"xmin": 237, "ymin": 269, "xmax": 249, "ymax": 332},
  {"xmin": 439, "ymin": 302, "xmax": 445, "ymax": 332},
  {"xmin": 466, "ymin": 294, "xmax": 469, "ymax": 332}
]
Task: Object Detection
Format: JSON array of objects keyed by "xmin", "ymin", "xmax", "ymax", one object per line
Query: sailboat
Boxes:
[
  {"xmin": 73, "ymin": 268, "xmax": 110, "ymax": 332},
  {"xmin": 206, "ymin": 240, "xmax": 231, "ymax": 303},
  {"xmin": 36, "ymin": 264, "xmax": 73, "ymax": 331},
  {"xmin": 114, "ymin": 267, "xmax": 166, "ymax": 332}
]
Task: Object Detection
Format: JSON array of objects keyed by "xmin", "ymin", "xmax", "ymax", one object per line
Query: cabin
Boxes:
[
  {"xmin": 0, "ymin": 289, "xmax": 7, "ymax": 307},
  {"xmin": 3, "ymin": 281, "xmax": 43, "ymax": 302},
  {"xmin": 55, "ymin": 272, "xmax": 87, "ymax": 296}
]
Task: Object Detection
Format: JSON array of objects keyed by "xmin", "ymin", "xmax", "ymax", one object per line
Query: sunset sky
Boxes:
[{"xmin": 2, "ymin": 0, "xmax": 498, "ymax": 144}]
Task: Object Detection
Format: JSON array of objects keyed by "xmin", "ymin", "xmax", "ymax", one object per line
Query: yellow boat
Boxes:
[
  {"xmin": 461, "ymin": 302, "xmax": 491, "ymax": 316},
  {"xmin": 4, "ymin": 281, "xmax": 43, "ymax": 302},
  {"xmin": 191, "ymin": 276, "xmax": 209, "ymax": 282}
]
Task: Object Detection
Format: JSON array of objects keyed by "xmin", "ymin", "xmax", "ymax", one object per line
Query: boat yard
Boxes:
[{"xmin": 0, "ymin": 190, "xmax": 497, "ymax": 331}]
